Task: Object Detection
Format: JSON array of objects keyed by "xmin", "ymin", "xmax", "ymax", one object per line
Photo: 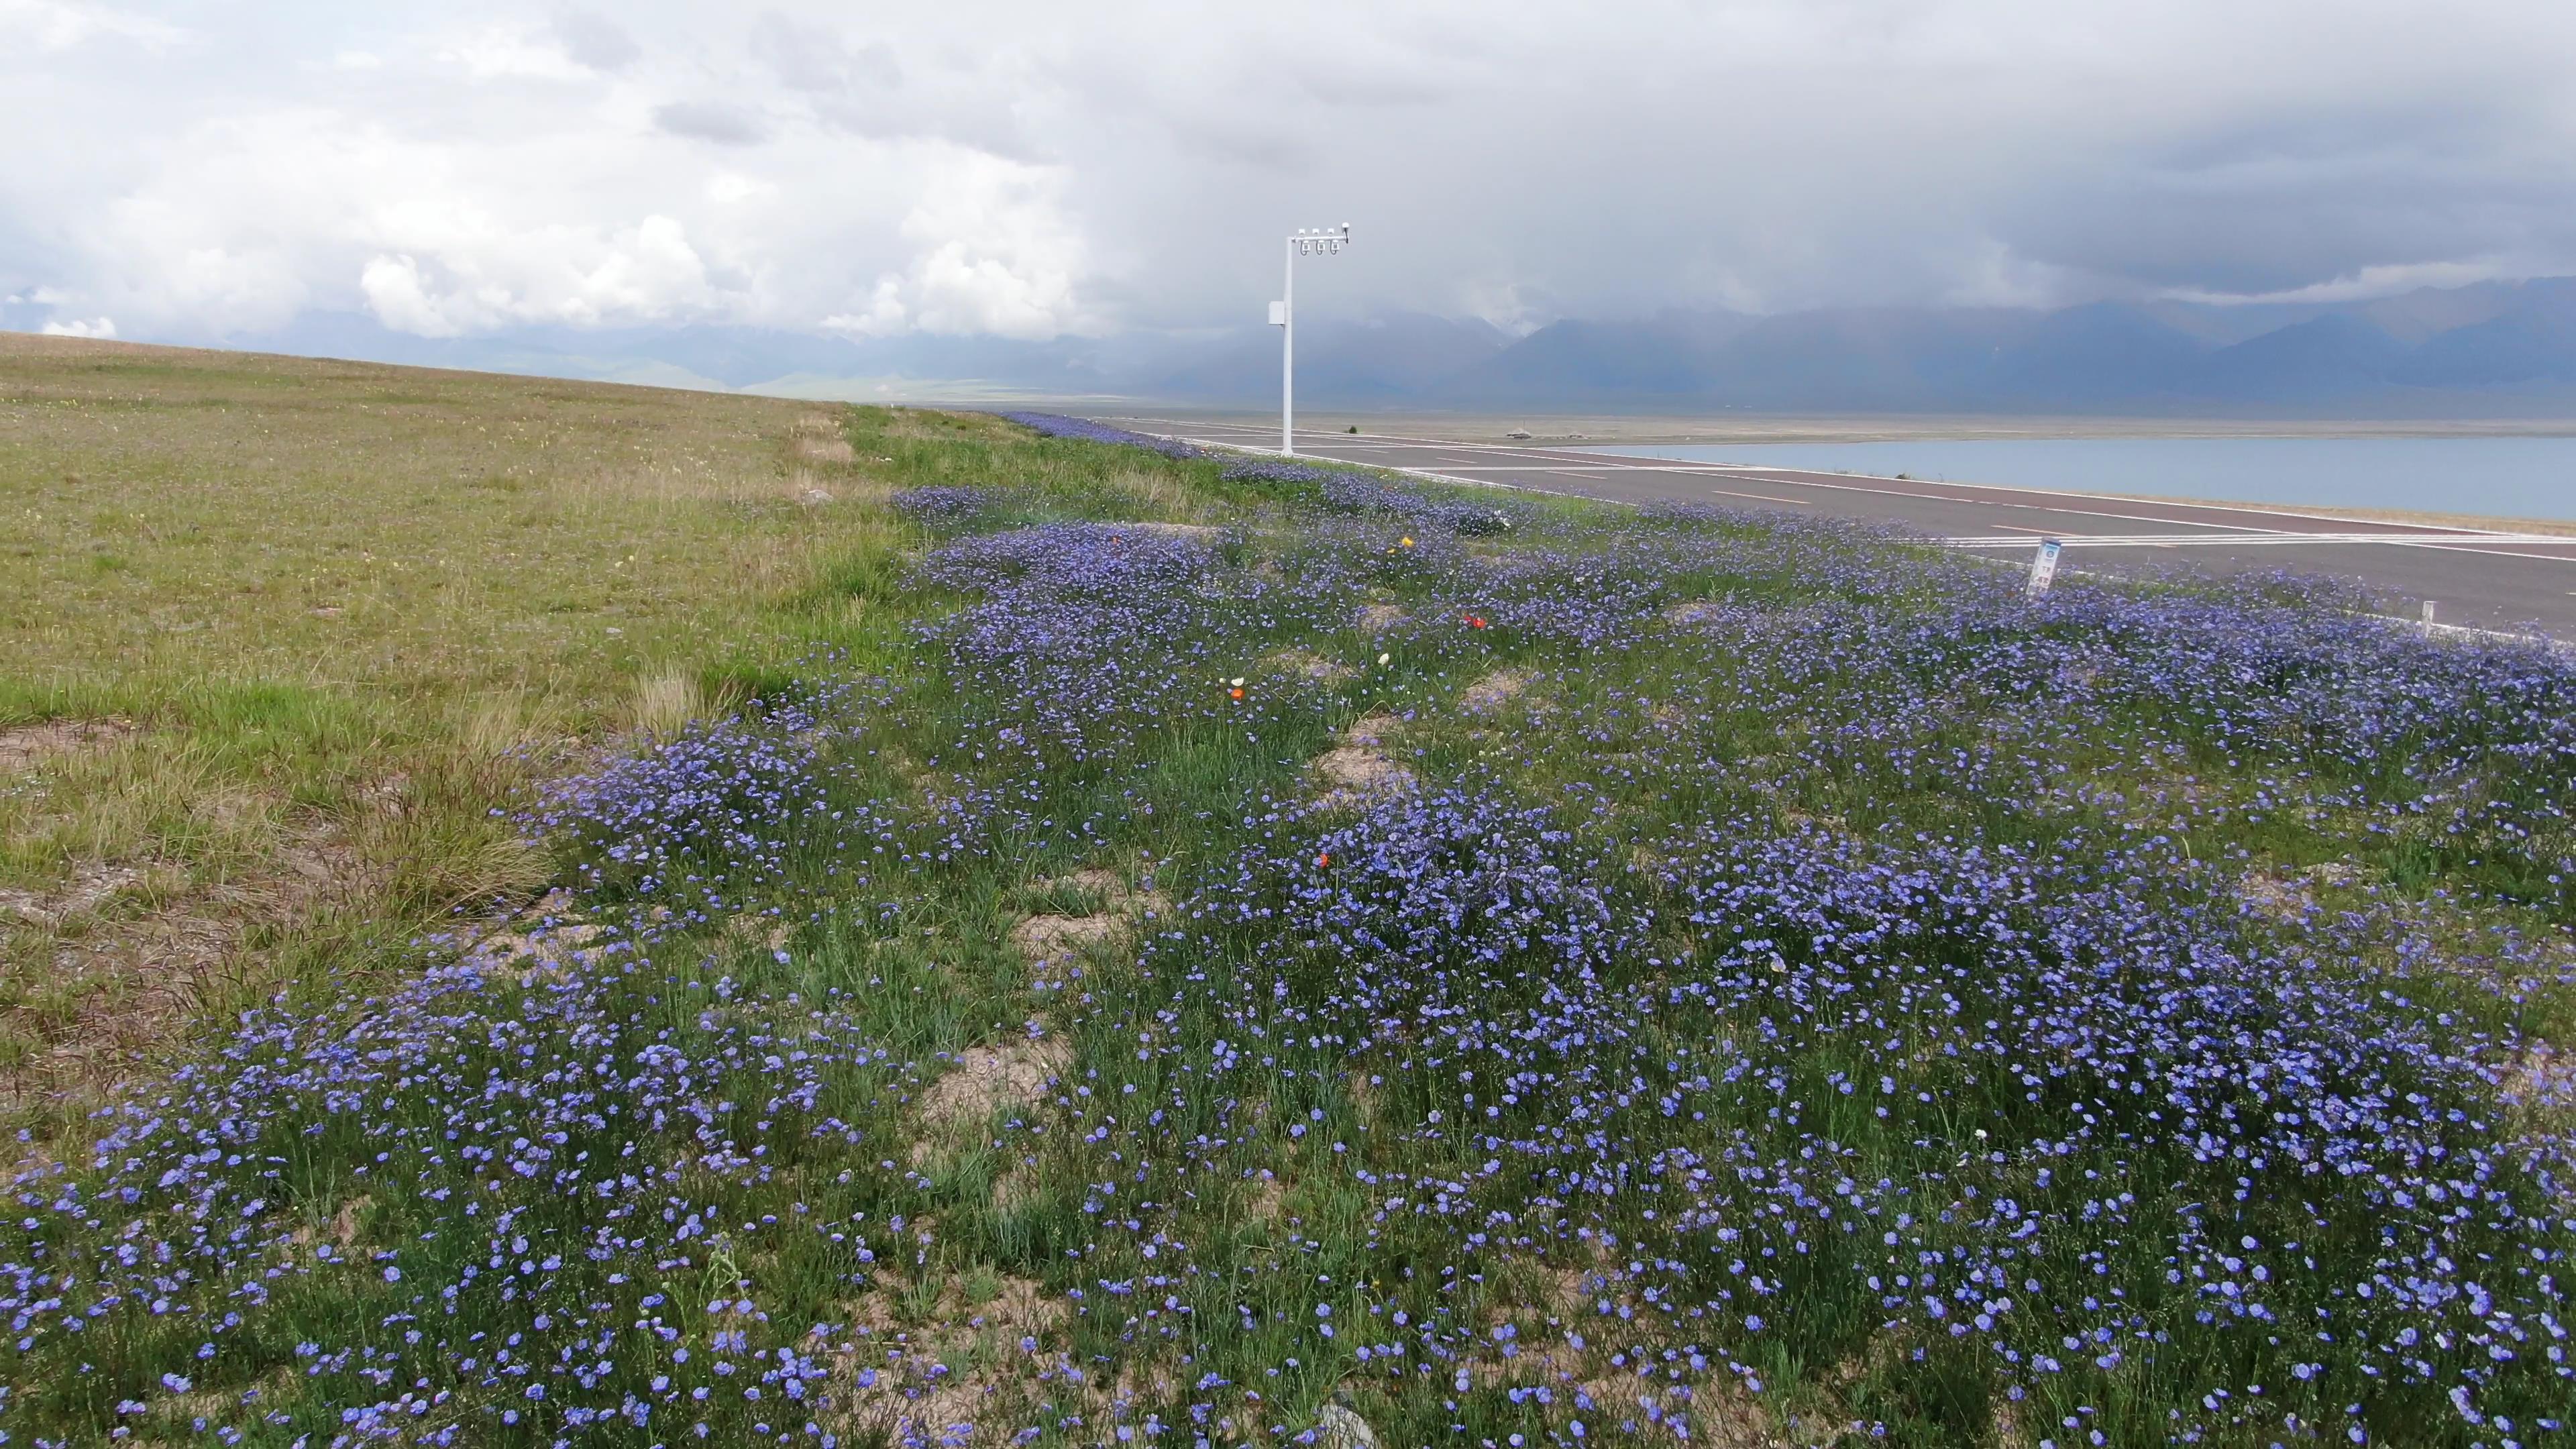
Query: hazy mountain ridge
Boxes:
[{"xmin": 93, "ymin": 276, "xmax": 2576, "ymax": 415}]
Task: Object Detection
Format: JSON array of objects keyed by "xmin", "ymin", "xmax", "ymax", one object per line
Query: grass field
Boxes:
[{"xmin": 4, "ymin": 340, "xmax": 2575, "ymax": 1448}]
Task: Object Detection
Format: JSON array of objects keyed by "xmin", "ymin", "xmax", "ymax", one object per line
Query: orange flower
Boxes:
[
  {"xmin": 1316, "ymin": 851, "xmax": 1332, "ymax": 868},
  {"xmin": 1230, "ymin": 686, "xmax": 1244, "ymax": 700}
]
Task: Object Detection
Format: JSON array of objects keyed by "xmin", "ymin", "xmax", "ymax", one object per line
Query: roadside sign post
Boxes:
[
  {"xmin": 1275, "ymin": 224, "xmax": 1351, "ymax": 456},
  {"xmin": 2027, "ymin": 538, "xmax": 2063, "ymax": 598}
]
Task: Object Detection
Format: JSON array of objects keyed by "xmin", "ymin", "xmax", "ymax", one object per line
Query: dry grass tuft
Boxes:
[{"xmin": 629, "ymin": 667, "xmax": 706, "ymax": 738}]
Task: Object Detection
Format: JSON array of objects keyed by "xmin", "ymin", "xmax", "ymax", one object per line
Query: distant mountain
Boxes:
[
  {"xmin": 1148, "ymin": 313, "xmax": 1509, "ymax": 403},
  {"xmin": 99, "ymin": 274, "xmax": 2576, "ymax": 416},
  {"xmin": 1983, "ymin": 303, "xmax": 2206, "ymax": 404},
  {"xmin": 2196, "ymin": 313, "xmax": 2411, "ymax": 401},
  {"xmin": 2391, "ymin": 279, "xmax": 2576, "ymax": 387},
  {"xmin": 1439, "ymin": 311, "xmax": 1753, "ymax": 402}
]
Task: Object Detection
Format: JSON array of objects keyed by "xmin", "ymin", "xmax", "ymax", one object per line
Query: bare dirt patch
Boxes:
[
  {"xmin": 0, "ymin": 718, "xmax": 135, "ymax": 774},
  {"xmin": 917, "ymin": 1036, "xmax": 1073, "ymax": 1129},
  {"xmin": 1313, "ymin": 713, "xmax": 1415, "ymax": 807},
  {"xmin": 1355, "ymin": 602, "xmax": 1409, "ymax": 632},
  {"xmin": 5, "ymin": 820, "xmax": 390, "ymax": 1106},
  {"xmin": 1460, "ymin": 667, "xmax": 1531, "ymax": 713},
  {"xmin": 836, "ymin": 1269, "xmax": 1071, "ymax": 1446},
  {"xmin": 1034, "ymin": 867, "xmax": 1169, "ymax": 917},
  {"xmin": 1008, "ymin": 912, "xmax": 1129, "ymax": 962},
  {"xmin": 0, "ymin": 862, "xmax": 145, "ymax": 929},
  {"xmin": 1132, "ymin": 521, "xmax": 1226, "ymax": 541},
  {"xmin": 1266, "ymin": 647, "xmax": 1357, "ymax": 686},
  {"xmin": 2239, "ymin": 868, "xmax": 2333, "ymax": 920}
]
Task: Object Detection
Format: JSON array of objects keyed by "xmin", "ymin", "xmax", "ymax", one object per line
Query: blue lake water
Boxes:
[{"xmin": 1583, "ymin": 437, "xmax": 2576, "ymax": 523}]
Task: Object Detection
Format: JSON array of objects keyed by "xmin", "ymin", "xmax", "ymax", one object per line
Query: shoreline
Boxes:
[
  {"xmin": 1130, "ymin": 409, "xmax": 2576, "ymax": 533},
  {"xmin": 1136, "ymin": 407, "xmax": 2576, "ymax": 447}
]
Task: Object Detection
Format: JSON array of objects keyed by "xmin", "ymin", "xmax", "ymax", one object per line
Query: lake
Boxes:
[{"xmin": 1582, "ymin": 436, "xmax": 2576, "ymax": 523}]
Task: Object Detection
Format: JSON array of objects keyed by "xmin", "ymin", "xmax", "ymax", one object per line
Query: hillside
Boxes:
[{"xmin": 3, "ymin": 348, "xmax": 2575, "ymax": 1445}]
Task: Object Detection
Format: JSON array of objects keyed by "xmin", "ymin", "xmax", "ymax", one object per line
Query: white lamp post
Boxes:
[{"xmin": 1272, "ymin": 223, "xmax": 1351, "ymax": 455}]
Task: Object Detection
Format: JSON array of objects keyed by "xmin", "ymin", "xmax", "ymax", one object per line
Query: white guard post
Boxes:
[
  {"xmin": 1277, "ymin": 224, "xmax": 1351, "ymax": 455},
  {"xmin": 2027, "ymin": 538, "xmax": 2064, "ymax": 598}
]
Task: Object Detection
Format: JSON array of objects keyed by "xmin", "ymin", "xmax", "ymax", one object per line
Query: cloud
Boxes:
[
  {"xmin": 653, "ymin": 101, "xmax": 770, "ymax": 147},
  {"xmin": 751, "ymin": 11, "xmax": 899, "ymax": 97},
  {"xmin": 7, "ymin": 0, "xmax": 2576, "ymax": 350},
  {"xmin": 0, "ymin": 0, "xmax": 180, "ymax": 51},
  {"xmin": 357, "ymin": 215, "xmax": 720, "ymax": 336},
  {"xmin": 441, "ymin": 24, "xmax": 592, "ymax": 83},
  {"xmin": 551, "ymin": 9, "xmax": 640, "ymax": 72},
  {"xmin": 2161, "ymin": 260, "xmax": 2522, "ymax": 307},
  {"xmin": 40, "ymin": 315, "xmax": 115, "ymax": 337},
  {"xmin": 821, "ymin": 151, "xmax": 1093, "ymax": 339}
]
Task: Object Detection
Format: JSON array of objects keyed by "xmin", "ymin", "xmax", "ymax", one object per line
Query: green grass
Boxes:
[
  {"xmin": 3, "ymin": 341, "xmax": 2572, "ymax": 1446},
  {"xmin": 0, "ymin": 335, "xmax": 920, "ymax": 1110}
]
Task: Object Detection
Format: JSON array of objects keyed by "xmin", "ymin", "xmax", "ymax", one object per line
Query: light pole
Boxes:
[{"xmin": 1271, "ymin": 223, "xmax": 1350, "ymax": 455}]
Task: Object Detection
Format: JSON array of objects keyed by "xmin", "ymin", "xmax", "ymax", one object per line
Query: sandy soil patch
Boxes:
[
  {"xmin": 1460, "ymin": 667, "xmax": 1530, "ymax": 713},
  {"xmin": 4, "ymin": 816, "xmax": 403, "ymax": 1103},
  {"xmin": 1355, "ymin": 602, "xmax": 1409, "ymax": 632},
  {"xmin": 0, "ymin": 862, "xmax": 145, "ymax": 929},
  {"xmin": 0, "ymin": 718, "xmax": 136, "ymax": 773},
  {"xmin": 1035, "ymin": 867, "xmax": 1170, "ymax": 916},
  {"xmin": 1008, "ymin": 912, "xmax": 1129, "ymax": 962},
  {"xmin": 836, "ymin": 1269, "xmax": 1070, "ymax": 1447},
  {"xmin": 917, "ymin": 1036, "xmax": 1073, "ymax": 1128},
  {"xmin": 1313, "ymin": 713, "xmax": 1415, "ymax": 806},
  {"xmin": 1266, "ymin": 647, "xmax": 1357, "ymax": 686}
]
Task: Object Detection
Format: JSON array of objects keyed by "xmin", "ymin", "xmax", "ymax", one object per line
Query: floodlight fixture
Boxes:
[{"xmin": 1271, "ymin": 223, "xmax": 1353, "ymax": 455}]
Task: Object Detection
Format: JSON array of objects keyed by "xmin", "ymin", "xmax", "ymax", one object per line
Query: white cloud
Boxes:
[
  {"xmin": 441, "ymin": 24, "xmax": 593, "ymax": 83},
  {"xmin": 2159, "ymin": 260, "xmax": 2520, "ymax": 307},
  {"xmin": 5, "ymin": 0, "xmax": 2576, "ymax": 348},
  {"xmin": 357, "ymin": 215, "xmax": 720, "ymax": 336},
  {"xmin": 893, "ymin": 154, "xmax": 1090, "ymax": 337},
  {"xmin": 40, "ymin": 315, "xmax": 116, "ymax": 337},
  {"xmin": 0, "ymin": 0, "xmax": 180, "ymax": 51},
  {"xmin": 822, "ymin": 277, "xmax": 908, "ymax": 339},
  {"xmin": 704, "ymin": 172, "xmax": 776, "ymax": 205}
]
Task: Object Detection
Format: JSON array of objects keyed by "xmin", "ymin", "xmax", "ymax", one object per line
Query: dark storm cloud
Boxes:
[{"xmin": 651, "ymin": 100, "xmax": 770, "ymax": 146}]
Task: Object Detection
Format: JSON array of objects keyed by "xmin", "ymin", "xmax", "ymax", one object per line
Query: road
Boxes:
[{"xmin": 1104, "ymin": 415, "xmax": 2576, "ymax": 637}]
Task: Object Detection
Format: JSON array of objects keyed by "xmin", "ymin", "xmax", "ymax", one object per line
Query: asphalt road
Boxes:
[{"xmin": 1106, "ymin": 415, "xmax": 2576, "ymax": 637}]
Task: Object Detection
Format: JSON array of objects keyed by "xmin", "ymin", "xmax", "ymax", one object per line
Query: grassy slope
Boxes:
[
  {"xmin": 0, "ymin": 334, "xmax": 904, "ymax": 1107},
  {"xmin": 3, "ymin": 345, "xmax": 2573, "ymax": 1448}
]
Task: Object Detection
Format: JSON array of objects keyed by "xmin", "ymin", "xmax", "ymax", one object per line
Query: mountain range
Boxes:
[{"xmin": 101, "ymin": 276, "xmax": 2576, "ymax": 416}]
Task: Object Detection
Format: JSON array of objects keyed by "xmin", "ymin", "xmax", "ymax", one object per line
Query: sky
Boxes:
[{"xmin": 6, "ymin": 0, "xmax": 2575, "ymax": 350}]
